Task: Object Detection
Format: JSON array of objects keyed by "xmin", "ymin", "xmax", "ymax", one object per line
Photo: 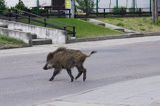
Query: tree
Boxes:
[
  {"xmin": 15, "ymin": 0, "xmax": 27, "ymax": 11},
  {"xmin": 152, "ymin": 0, "xmax": 158, "ymax": 24},
  {"xmin": 96, "ymin": 0, "xmax": 100, "ymax": 14},
  {"xmin": 0, "ymin": 0, "xmax": 6, "ymax": 11},
  {"xmin": 76, "ymin": 0, "xmax": 94, "ymax": 15}
]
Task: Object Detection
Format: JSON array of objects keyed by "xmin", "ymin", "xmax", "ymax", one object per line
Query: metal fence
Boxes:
[
  {"xmin": 29, "ymin": 7, "xmax": 152, "ymax": 18},
  {"xmin": 75, "ymin": 8, "xmax": 152, "ymax": 18}
]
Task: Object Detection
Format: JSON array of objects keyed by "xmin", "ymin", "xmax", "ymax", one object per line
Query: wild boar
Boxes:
[{"xmin": 43, "ymin": 47, "xmax": 96, "ymax": 82}]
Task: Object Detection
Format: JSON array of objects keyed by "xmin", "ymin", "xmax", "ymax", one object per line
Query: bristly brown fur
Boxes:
[{"xmin": 43, "ymin": 47, "xmax": 96, "ymax": 82}]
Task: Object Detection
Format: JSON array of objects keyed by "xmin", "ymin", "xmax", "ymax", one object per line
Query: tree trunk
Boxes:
[
  {"xmin": 152, "ymin": 0, "xmax": 158, "ymax": 24},
  {"xmin": 109, "ymin": 0, "xmax": 111, "ymax": 12},
  {"xmin": 71, "ymin": 0, "xmax": 75, "ymax": 18},
  {"xmin": 96, "ymin": 0, "xmax": 98, "ymax": 14},
  {"xmin": 132, "ymin": 0, "xmax": 135, "ymax": 8}
]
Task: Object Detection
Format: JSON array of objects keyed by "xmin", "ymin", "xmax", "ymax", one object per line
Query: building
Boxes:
[
  {"xmin": 5, "ymin": 0, "xmax": 71, "ymax": 9},
  {"xmin": 4, "ymin": 0, "xmax": 160, "ymax": 12},
  {"xmin": 5, "ymin": 0, "xmax": 51, "ymax": 8}
]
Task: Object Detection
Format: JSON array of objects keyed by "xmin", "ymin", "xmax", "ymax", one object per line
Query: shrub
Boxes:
[
  {"xmin": 116, "ymin": 22, "xmax": 124, "ymax": 27},
  {"xmin": 140, "ymin": 28, "xmax": 145, "ymax": 31},
  {"xmin": 129, "ymin": 8, "xmax": 142, "ymax": 13},
  {"xmin": 76, "ymin": 0, "xmax": 94, "ymax": 15},
  {"xmin": 2, "ymin": 8, "xmax": 10, "ymax": 16},
  {"xmin": 30, "ymin": 7, "xmax": 48, "ymax": 15},
  {"xmin": 0, "ymin": 0, "xmax": 6, "ymax": 13},
  {"xmin": 112, "ymin": 6, "xmax": 126, "ymax": 15},
  {"xmin": 15, "ymin": 0, "xmax": 28, "ymax": 11}
]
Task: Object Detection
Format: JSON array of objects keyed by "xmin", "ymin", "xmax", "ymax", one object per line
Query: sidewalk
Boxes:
[
  {"xmin": 37, "ymin": 76, "xmax": 160, "ymax": 106},
  {"xmin": 1, "ymin": 36, "xmax": 160, "ymax": 57},
  {"xmin": 88, "ymin": 18, "xmax": 137, "ymax": 33}
]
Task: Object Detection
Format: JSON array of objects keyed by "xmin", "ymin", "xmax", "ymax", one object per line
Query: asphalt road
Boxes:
[{"xmin": 0, "ymin": 41, "xmax": 160, "ymax": 106}]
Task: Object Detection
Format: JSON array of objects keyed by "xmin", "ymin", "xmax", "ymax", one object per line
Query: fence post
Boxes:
[
  {"xmin": 69, "ymin": 9, "xmax": 71, "ymax": 18},
  {"xmin": 64, "ymin": 26, "xmax": 66, "ymax": 33},
  {"xmin": 44, "ymin": 18, "xmax": 47, "ymax": 27},
  {"xmin": 96, "ymin": 8, "xmax": 98, "ymax": 16},
  {"xmin": 28, "ymin": 15, "xmax": 31, "ymax": 24},
  {"xmin": 150, "ymin": 0, "xmax": 152, "ymax": 15},
  {"xmin": 58, "ymin": 10, "xmax": 60, "ymax": 18},
  {"xmin": 104, "ymin": 8, "xmax": 106, "ymax": 18},
  {"xmin": 73, "ymin": 26, "xmax": 76, "ymax": 38},
  {"xmin": 8, "ymin": 9, "xmax": 12, "ymax": 21},
  {"xmin": 47, "ymin": 9, "xmax": 49, "ymax": 18},
  {"xmin": 15, "ymin": 10, "xmax": 18, "ymax": 22},
  {"xmin": 64, "ymin": 26, "xmax": 68, "ymax": 40}
]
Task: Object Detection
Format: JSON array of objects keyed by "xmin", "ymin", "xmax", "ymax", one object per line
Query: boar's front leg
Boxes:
[
  {"xmin": 49, "ymin": 69, "xmax": 60, "ymax": 81},
  {"xmin": 66, "ymin": 69, "xmax": 74, "ymax": 82},
  {"xmin": 75, "ymin": 65, "xmax": 83, "ymax": 80}
]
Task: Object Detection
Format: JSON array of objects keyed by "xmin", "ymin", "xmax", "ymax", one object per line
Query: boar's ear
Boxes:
[{"xmin": 47, "ymin": 52, "xmax": 53, "ymax": 61}]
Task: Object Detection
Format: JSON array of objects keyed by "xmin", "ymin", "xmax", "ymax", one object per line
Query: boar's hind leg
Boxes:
[
  {"xmin": 75, "ymin": 66, "xmax": 83, "ymax": 80},
  {"xmin": 49, "ymin": 69, "xmax": 60, "ymax": 81},
  {"xmin": 66, "ymin": 69, "xmax": 74, "ymax": 82},
  {"xmin": 75, "ymin": 65, "xmax": 86, "ymax": 81},
  {"xmin": 83, "ymin": 68, "xmax": 87, "ymax": 81}
]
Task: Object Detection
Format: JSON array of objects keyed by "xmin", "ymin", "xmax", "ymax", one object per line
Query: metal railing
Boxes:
[{"xmin": 0, "ymin": 9, "xmax": 76, "ymax": 38}]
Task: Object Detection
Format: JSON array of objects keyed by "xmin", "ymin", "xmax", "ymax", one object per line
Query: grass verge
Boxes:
[
  {"xmin": 22, "ymin": 18, "xmax": 123, "ymax": 38},
  {"xmin": 99, "ymin": 17, "xmax": 160, "ymax": 32},
  {"xmin": 0, "ymin": 35, "xmax": 28, "ymax": 49}
]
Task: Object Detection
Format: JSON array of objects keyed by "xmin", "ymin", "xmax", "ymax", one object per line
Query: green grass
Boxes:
[
  {"xmin": 22, "ymin": 18, "xmax": 123, "ymax": 38},
  {"xmin": 0, "ymin": 35, "xmax": 27, "ymax": 49},
  {"xmin": 99, "ymin": 17, "xmax": 160, "ymax": 32}
]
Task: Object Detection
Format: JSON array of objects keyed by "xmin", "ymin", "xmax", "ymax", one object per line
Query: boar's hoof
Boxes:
[
  {"xmin": 71, "ymin": 78, "xmax": 74, "ymax": 82},
  {"xmin": 83, "ymin": 77, "xmax": 86, "ymax": 82},
  {"xmin": 49, "ymin": 78, "xmax": 54, "ymax": 81}
]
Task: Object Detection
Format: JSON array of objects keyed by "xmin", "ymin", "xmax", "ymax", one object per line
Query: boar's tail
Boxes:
[{"xmin": 87, "ymin": 51, "xmax": 97, "ymax": 57}]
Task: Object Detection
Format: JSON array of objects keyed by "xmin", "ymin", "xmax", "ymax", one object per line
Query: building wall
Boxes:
[
  {"xmin": 95, "ymin": 0, "xmax": 160, "ymax": 13},
  {"xmin": 95, "ymin": 0, "xmax": 151, "ymax": 8},
  {"xmin": 5, "ymin": 0, "xmax": 51, "ymax": 8}
]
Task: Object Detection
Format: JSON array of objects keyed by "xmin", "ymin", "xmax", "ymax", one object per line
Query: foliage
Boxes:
[
  {"xmin": 76, "ymin": 0, "xmax": 94, "ymax": 15},
  {"xmin": 116, "ymin": 22, "xmax": 124, "ymax": 27},
  {"xmin": 0, "ymin": 35, "xmax": 27, "ymax": 49},
  {"xmin": 15, "ymin": 0, "xmax": 28, "ymax": 11},
  {"xmin": 30, "ymin": 7, "xmax": 47, "ymax": 15},
  {"xmin": 100, "ymin": 17, "xmax": 160, "ymax": 32},
  {"xmin": 112, "ymin": 6, "xmax": 126, "ymax": 15},
  {"xmin": 129, "ymin": 8, "xmax": 142, "ymax": 13},
  {"xmin": 0, "ymin": 0, "xmax": 6, "ymax": 13},
  {"xmin": 1, "ymin": 8, "xmax": 10, "ymax": 16}
]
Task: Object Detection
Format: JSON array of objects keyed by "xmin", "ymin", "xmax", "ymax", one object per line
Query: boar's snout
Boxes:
[
  {"xmin": 43, "ymin": 62, "xmax": 53, "ymax": 70},
  {"xmin": 43, "ymin": 64, "xmax": 48, "ymax": 70}
]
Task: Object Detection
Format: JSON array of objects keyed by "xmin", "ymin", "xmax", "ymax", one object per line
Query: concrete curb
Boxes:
[
  {"xmin": 1, "ymin": 35, "xmax": 160, "ymax": 57},
  {"xmin": 67, "ymin": 32, "xmax": 160, "ymax": 43}
]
